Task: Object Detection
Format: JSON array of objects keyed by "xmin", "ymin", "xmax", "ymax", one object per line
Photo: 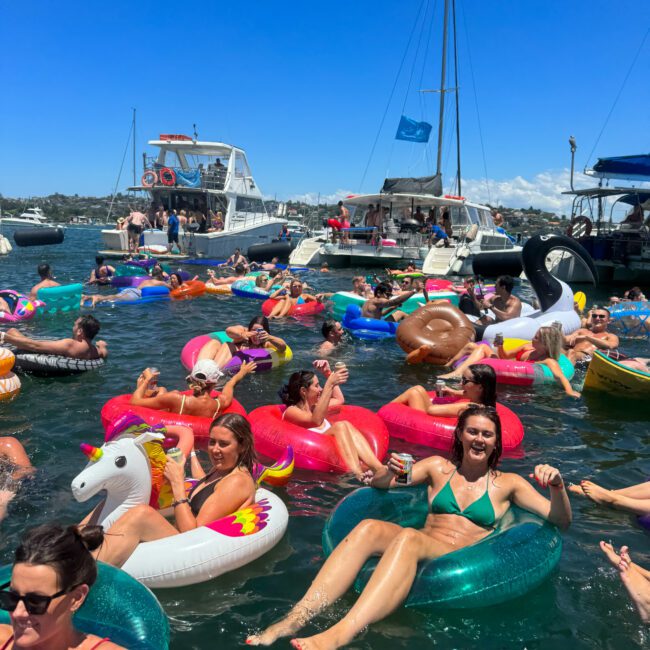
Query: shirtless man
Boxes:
[
  {"xmin": 351, "ymin": 276, "xmax": 373, "ymax": 299},
  {"xmin": 361, "ymin": 282, "xmax": 415, "ymax": 323},
  {"xmin": 29, "ymin": 263, "xmax": 60, "ymax": 300},
  {"xmin": 319, "ymin": 320, "xmax": 345, "ymax": 355},
  {"xmin": 477, "ymin": 275, "xmax": 521, "ymax": 326},
  {"xmin": 220, "ymin": 248, "xmax": 248, "ymax": 268},
  {"xmin": 491, "ymin": 208, "xmax": 504, "ymax": 228},
  {"xmin": 125, "ymin": 207, "xmax": 151, "ymax": 253},
  {"xmin": 1, "ymin": 315, "xmax": 107, "ymax": 360},
  {"xmin": 206, "ymin": 263, "xmax": 248, "ymax": 287},
  {"xmin": 83, "ymin": 268, "xmax": 169, "ymax": 306},
  {"xmin": 564, "ymin": 307, "xmax": 620, "ymax": 364}
]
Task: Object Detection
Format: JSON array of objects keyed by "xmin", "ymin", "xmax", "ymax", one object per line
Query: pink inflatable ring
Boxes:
[
  {"xmin": 100, "ymin": 391, "xmax": 247, "ymax": 443},
  {"xmin": 377, "ymin": 394, "xmax": 524, "ymax": 452},
  {"xmin": 0, "ymin": 290, "xmax": 44, "ymax": 323},
  {"xmin": 261, "ymin": 298, "xmax": 325, "ymax": 318},
  {"xmin": 249, "ymin": 404, "xmax": 389, "ymax": 473}
]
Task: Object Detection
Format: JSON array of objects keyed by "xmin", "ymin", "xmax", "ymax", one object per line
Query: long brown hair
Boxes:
[{"xmin": 209, "ymin": 413, "xmax": 256, "ymax": 475}]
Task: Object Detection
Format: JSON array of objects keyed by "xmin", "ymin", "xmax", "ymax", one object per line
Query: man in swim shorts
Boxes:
[
  {"xmin": 125, "ymin": 207, "xmax": 151, "ymax": 254},
  {"xmin": 1, "ymin": 315, "xmax": 107, "ymax": 360},
  {"xmin": 476, "ymin": 275, "xmax": 522, "ymax": 326},
  {"xmin": 28, "ymin": 263, "xmax": 60, "ymax": 300},
  {"xmin": 83, "ymin": 268, "xmax": 169, "ymax": 306},
  {"xmin": 564, "ymin": 307, "xmax": 620, "ymax": 364},
  {"xmin": 362, "ymin": 282, "xmax": 415, "ymax": 323}
]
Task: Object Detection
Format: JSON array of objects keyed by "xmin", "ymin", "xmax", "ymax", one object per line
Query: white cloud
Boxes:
[{"xmin": 285, "ymin": 189, "xmax": 355, "ymax": 205}]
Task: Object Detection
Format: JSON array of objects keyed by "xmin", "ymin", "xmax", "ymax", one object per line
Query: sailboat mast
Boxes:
[
  {"xmin": 452, "ymin": 0, "xmax": 461, "ymax": 195},
  {"xmin": 132, "ymin": 108, "xmax": 137, "ymax": 187},
  {"xmin": 435, "ymin": 0, "xmax": 450, "ymax": 177}
]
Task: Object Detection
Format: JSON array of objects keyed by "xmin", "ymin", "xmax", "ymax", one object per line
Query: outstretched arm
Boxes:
[
  {"xmin": 541, "ymin": 358, "xmax": 581, "ymax": 398},
  {"xmin": 218, "ymin": 361, "xmax": 256, "ymax": 410},
  {"xmin": 2, "ymin": 329, "xmax": 76, "ymax": 356}
]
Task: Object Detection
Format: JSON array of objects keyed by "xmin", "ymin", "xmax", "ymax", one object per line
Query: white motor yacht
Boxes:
[
  {"xmin": 101, "ymin": 134, "xmax": 285, "ymax": 258},
  {"xmin": 0, "ymin": 207, "xmax": 58, "ymax": 228}
]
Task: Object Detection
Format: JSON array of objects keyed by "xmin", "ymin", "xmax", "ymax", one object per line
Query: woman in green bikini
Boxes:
[{"xmin": 248, "ymin": 405, "xmax": 572, "ymax": 649}]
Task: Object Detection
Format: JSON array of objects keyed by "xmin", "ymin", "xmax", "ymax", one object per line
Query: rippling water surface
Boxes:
[{"xmin": 0, "ymin": 227, "xmax": 647, "ymax": 649}]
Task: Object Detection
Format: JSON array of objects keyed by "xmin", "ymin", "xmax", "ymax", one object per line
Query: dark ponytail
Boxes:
[
  {"xmin": 14, "ymin": 523, "xmax": 104, "ymax": 590},
  {"xmin": 278, "ymin": 370, "xmax": 315, "ymax": 406}
]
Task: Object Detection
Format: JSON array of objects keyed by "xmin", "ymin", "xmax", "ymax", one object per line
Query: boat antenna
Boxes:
[
  {"xmin": 132, "ymin": 108, "xmax": 136, "ymax": 187},
  {"xmin": 193, "ymin": 124, "xmax": 198, "ymax": 143},
  {"xmin": 568, "ymin": 135, "xmax": 577, "ymax": 192},
  {"xmin": 451, "ymin": 0, "xmax": 461, "ymax": 196},
  {"xmin": 436, "ymin": 0, "xmax": 450, "ymax": 177}
]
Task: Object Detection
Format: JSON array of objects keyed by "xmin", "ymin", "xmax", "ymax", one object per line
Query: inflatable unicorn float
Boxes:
[{"xmin": 71, "ymin": 413, "xmax": 292, "ymax": 588}]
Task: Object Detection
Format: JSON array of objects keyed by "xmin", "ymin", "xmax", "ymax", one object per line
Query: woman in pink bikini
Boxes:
[{"xmin": 0, "ymin": 523, "xmax": 124, "ymax": 649}]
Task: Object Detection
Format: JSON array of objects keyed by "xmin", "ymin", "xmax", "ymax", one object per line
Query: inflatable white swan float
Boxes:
[{"xmin": 482, "ymin": 233, "xmax": 597, "ymax": 342}]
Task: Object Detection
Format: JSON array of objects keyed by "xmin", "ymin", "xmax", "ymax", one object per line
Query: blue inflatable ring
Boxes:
[
  {"xmin": 0, "ymin": 562, "xmax": 169, "ymax": 649},
  {"xmin": 322, "ymin": 485, "xmax": 562, "ymax": 609},
  {"xmin": 341, "ymin": 304, "xmax": 398, "ymax": 341}
]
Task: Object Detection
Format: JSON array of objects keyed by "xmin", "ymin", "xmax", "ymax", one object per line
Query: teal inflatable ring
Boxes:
[
  {"xmin": 0, "ymin": 562, "xmax": 169, "ymax": 649},
  {"xmin": 322, "ymin": 485, "xmax": 562, "ymax": 609}
]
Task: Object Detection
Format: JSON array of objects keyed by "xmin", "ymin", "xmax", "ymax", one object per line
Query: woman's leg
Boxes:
[
  {"xmin": 439, "ymin": 343, "xmax": 492, "ymax": 379},
  {"xmin": 291, "ymin": 527, "xmax": 455, "ymax": 649},
  {"xmin": 247, "ymin": 519, "xmax": 403, "ymax": 646},
  {"xmin": 93, "ymin": 504, "xmax": 178, "ymax": 568},
  {"xmin": 390, "ymin": 385, "xmax": 430, "ymax": 411},
  {"xmin": 197, "ymin": 339, "xmax": 233, "ymax": 367},
  {"xmin": 280, "ymin": 297, "xmax": 294, "ymax": 316},
  {"xmin": 446, "ymin": 341, "xmax": 479, "ymax": 368},
  {"xmin": 269, "ymin": 298, "xmax": 288, "ymax": 319},
  {"xmin": 328, "ymin": 422, "xmax": 363, "ymax": 476}
]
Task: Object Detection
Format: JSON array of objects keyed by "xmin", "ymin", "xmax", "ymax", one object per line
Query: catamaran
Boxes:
[{"xmin": 100, "ymin": 134, "xmax": 286, "ymax": 259}]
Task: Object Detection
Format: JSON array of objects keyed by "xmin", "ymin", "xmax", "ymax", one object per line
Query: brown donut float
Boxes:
[{"xmin": 396, "ymin": 302, "xmax": 475, "ymax": 365}]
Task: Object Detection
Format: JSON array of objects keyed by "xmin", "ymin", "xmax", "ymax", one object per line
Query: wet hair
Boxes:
[
  {"xmin": 248, "ymin": 315, "xmax": 270, "ymax": 333},
  {"xmin": 209, "ymin": 413, "xmax": 256, "ymax": 475},
  {"xmin": 171, "ymin": 272, "xmax": 183, "ymax": 285},
  {"xmin": 374, "ymin": 282, "xmax": 392, "ymax": 298},
  {"xmin": 95, "ymin": 256, "xmax": 104, "ymax": 265},
  {"xmin": 496, "ymin": 275, "xmax": 514, "ymax": 293},
  {"xmin": 37, "ymin": 263, "xmax": 52, "ymax": 279},
  {"xmin": 450, "ymin": 405, "xmax": 502, "ymax": 471},
  {"xmin": 151, "ymin": 267, "xmax": 164, "ymax": 280},
  {"xmin": 466, "ymin": 364, "xmax": 497, "ymax": 407},
  {"xmin": 279, "ymin": 370, "xmax": 315, "ymax": 406},
  {"xmin": 535, "ymin": 326, "xmax": 563, "ymax": 360},
  {"xmin": 14, "ymin": 523, "xmax": 104, "ymax": 591},
  {"xmin": 77, "ymin": 314, "xmax": 100, "ymax": 340},
  {"xmin": 234, "ymin": 263, "xmax": 246, "ymax": 275},
  {"xmin": 321, "ymin": 319, "xmax": 340, "ymax": 339}
]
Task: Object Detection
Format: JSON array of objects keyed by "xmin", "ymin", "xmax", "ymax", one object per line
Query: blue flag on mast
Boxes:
[{"xmin": 395, "ymin": 115, "xmax": 432, "ymax": 143}]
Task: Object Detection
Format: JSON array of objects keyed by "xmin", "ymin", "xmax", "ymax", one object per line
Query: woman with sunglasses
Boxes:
[
  {"xmin": 279, "ymin": 362, "xmax": 384, "ymax": 480},
  {"xmin": 267, "ymin": 280, "xmax": 321, "ymax": 319},
  {"xmin": 197, "ymin": 316, "xmax": 287, "ymax": 369},
  {"xmin": 390, "ymin": 363, "xmax": 497, "ymax": 418},
  {"xmin": 441, "ymin": 326, "xmax": 581, "ymax": 398},
  {"xmin": 130, "ymin": 359, "xmax": 256, "ymax": 419},
  {"xmin": 0, "ymin": 523, "xmax": 124, "ymax": 649},
  {"xmin": 85, "ymin": 413, "xmax": 256, "ymax": 568},
  {"xmin": 248, "ymin": 405, "xmax": 571, "ymax": 648}
]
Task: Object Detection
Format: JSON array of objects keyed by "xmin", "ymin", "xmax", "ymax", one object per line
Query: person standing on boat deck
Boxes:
[
  {"xmin": 428, "ymin": 223, "xmax": 450, "ymax": 248},
  {"xmin": 28, "ymin": 263, "xmax": 60, "ymax": 299},
  {"xmin": 440, "ymin": 207, "xmax": 453, "ymax": 238},
  {"xmin": 166, "ymin": 209, "xmax": 180, "ymax": 253},
  {"xmin": 476, "ymin": 275, "xmax": 522, "ymax": 326},
  {"xmin": 491, "ymin": 208, "xmax": 504, "ymax": 228},
  {"xmin": 124, "ymin": 207, "xmax": 151, "ymax": 254},
  {"xmin": 413, "ymin": 206, "xmax": 425, "ymax": 227}
]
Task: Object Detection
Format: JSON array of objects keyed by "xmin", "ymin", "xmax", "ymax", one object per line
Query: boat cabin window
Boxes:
[
  {"xmin": 478, "ymin": 208, "xmax": 493, "ymax": 227},
  {"xmin": 234, "ymin": 152, "xmax": 251, "ymax": 179},
  {"xmin": 465, "ymin": 206, "xmax": 484, "ymax": 226},
  {"xmin": 235, "ymin": 196, "xmax": 266, "ymax": 214}
]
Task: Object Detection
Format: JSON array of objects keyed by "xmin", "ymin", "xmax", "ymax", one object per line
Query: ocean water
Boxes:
[{"xmin": 0, "ymin": 226, "xmax": 647, "ymax": 649}]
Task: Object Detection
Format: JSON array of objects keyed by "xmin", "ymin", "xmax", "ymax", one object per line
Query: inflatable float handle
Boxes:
[{"xmin": 254, "ymin": 446, "xmax": 295, "ymax": 487}]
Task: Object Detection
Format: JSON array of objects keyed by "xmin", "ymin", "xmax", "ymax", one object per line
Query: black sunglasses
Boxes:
[
  {"xmin": 0, "ymin": 581, "xmax": 76, "ymax": 615},
  {"xmin": 591, "ymin": 314, "xmax": 607, "ymax": 319},
  {"xmin": 460, "ymin": 376, "xmax": 476, "ymax": 385}
]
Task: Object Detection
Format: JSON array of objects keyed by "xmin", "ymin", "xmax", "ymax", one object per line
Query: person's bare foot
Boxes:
[
  {"xmin": 599, "ymin": 540, "xmax": 621, "ymax": 568},
  {"xmin": 406, "ymin": 345, "xmax": 431, "ymax": 364},
  {"xmin": 618, "ymin": 546, "xmax": 650, "ymax": 622},
  {"xmin": 568, "ymin": 483, "xmax": 586, "ymax": 497},
  {"xmin": 246, "ymin": 613, "xmax": 305, "ymax": 646},
  {"xmin": 290, "ymin": 634, "xmax": 329, "ymax": 649},
  {"xmin": 580, "ymin": 480, "xmax": 616, "ymax": 506}
]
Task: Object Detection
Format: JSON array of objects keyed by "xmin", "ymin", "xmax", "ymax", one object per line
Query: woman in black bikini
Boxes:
[
  {"xmin": 88, "ymin": 413, "xmax": 257, "ymax": 568},
  {"xmin": 87, "ymin": 256, "xmax": 115, "ymax": 286},
  {"xmin": 0, "ymin": 523, "xmax": 124, "ymax": 649}
]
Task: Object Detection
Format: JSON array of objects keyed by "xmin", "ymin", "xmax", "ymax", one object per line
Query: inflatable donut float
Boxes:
[
  {"xmin": 261, "ymin": 298, "xmax": 325, "ymax": 318},
  {"xmin": 396, "ymin": 303, "xmax": 475, "ymax": 365},
  {"xmin": 377, "ymin": 395, "xmax": 524, "ymax": 451},
  {"xmin": 0, "ymin": 348, "xmax": 20, "ymax": 402},
  {"xmin": 170, "ymin": 280, "xmax": 207, "ymax": 300},
  {"xmin": 0, "ymin": 290, "xmax": 43, "ymax": 323},
  {"xmin": 100, "ymin": 391, "xmax": 247, "ymax": 442},
  {"xmin": 249, "ymin": 404, "xmax": 389, "ymax": 473}
]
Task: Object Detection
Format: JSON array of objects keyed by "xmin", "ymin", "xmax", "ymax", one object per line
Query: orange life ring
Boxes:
[
  {"xmin": 159, "ymin": 167, "xmax": 176, "ymax": 186},
  {"xmin": 567, "ymin": 215, "xmax": 592, "ymax": 238},
  {"xmin": 444, "ymin": 194, "xmax": 465, "ymax": 201},
  {"xmin": 141, "ymin": 170, "xmax": 158, "ymax": 187}
]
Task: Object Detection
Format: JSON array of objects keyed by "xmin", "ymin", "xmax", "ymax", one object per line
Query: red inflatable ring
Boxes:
[
  {"xmin": 261, "ymin": 298, "xmax": 325, "ymax": 318},
  {"xmin": 141, "ymin": 170, "xmax": 158, "ymax": 187},
  {"xmin": 159, "ymin": 167, "xmax": 176, "ymax": 186},
  {"xmin": 100, "ymin": 391, "xmax": 247, "ymax": 443},
  {"xmin": 249, "ymin": 404, "xmax": 389, "ymax": 473},
  {"xmin": 377, "ymin": 394, "xmax": 524, "ymax": 452}
]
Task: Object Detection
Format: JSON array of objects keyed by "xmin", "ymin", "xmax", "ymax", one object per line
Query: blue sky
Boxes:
[{"xmin": 1, "ymin": 0, "xmax": 649, "ymax": 212}]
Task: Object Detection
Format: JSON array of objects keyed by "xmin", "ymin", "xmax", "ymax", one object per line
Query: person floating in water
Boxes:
[{"xmin": 28, "ymin": 263, "xmax": 60, "ymax": 300}]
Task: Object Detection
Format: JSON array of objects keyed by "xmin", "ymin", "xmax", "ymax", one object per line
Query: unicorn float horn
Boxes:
[{"xmin": 80, "ymin": 443, "xmax": 103, "ymax": 462}]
